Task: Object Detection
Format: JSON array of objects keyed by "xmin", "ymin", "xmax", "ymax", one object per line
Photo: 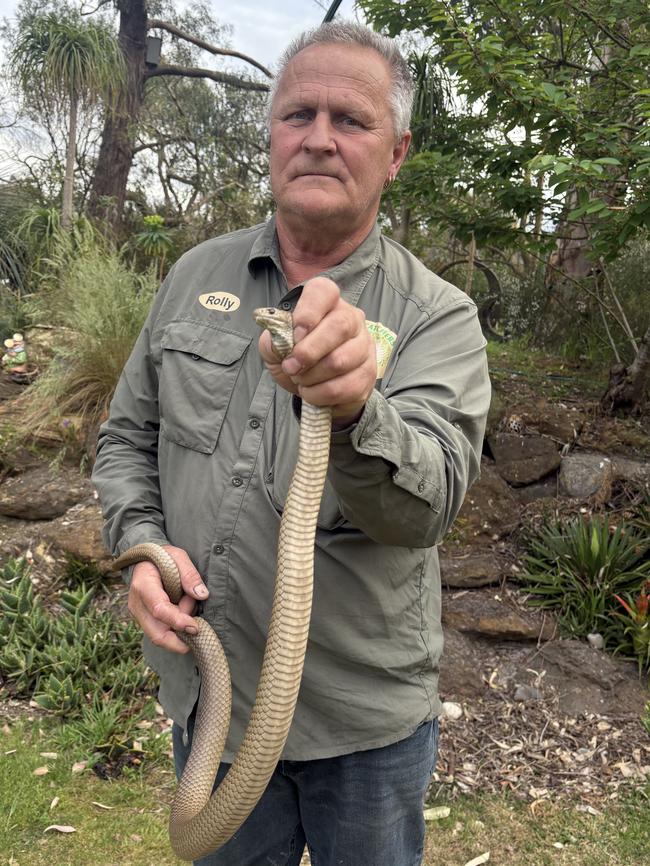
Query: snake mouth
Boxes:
[{"xmin": 252, "ymin": 307, "xmax": 278, "ymax": 324}]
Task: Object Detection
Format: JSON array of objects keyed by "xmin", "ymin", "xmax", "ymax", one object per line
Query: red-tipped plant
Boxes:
[{"xmin": 613, "ymin": 583, "xmax": 650, "ymax": 672}]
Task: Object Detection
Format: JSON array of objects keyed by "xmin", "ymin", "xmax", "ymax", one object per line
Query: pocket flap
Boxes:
[{"xmin": 161, "ymin": 320, "xmax": 250, "ymax": 365}]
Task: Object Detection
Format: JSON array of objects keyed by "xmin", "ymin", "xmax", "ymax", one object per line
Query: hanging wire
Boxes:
[{"xmin": 322, "ymin": 1, "xmax": 344, "ymax": 23}]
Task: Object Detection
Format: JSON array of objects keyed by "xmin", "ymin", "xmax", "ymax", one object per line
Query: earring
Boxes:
[{"xmin": 383, "ymin": 175, "xmax": 394, "ymax": 191}]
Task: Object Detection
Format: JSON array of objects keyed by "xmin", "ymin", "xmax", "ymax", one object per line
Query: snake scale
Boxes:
[{"xmin": 112, "ymin": 308, "xmax": 331, "ymax": 862}]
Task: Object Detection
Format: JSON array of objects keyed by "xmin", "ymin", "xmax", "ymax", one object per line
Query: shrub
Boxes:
[
  {"xmin": 0, "ymin": 557, "xmax": 155, "ymax": 759},
  {"xmin": 19, "ymin": 243, "xmax": 156, "ymax": 434},
  {"xmin": 519, "ymin": 515, "xmax": 650, "ymax": 640}
]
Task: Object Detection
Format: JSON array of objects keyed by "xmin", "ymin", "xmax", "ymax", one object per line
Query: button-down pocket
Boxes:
[{"xmin": 160, "ymin": 320, "xmax": 251, "ymax": 453}]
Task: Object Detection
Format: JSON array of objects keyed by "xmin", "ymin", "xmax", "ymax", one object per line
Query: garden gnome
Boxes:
[{"xmin": 2, "ymin": 333, "xmax": 28, "ymax": 378}]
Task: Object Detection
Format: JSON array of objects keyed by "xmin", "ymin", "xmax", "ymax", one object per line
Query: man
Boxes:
[{"xmin": 93, "ymin": 21, "xmax": 490, "ymax": 866}]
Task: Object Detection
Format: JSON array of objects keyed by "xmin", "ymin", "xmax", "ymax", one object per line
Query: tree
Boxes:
[
  {"xmin": 361, "ymin": 0, "xmax": 650, "ymax": 410},
  {"xmin": 127, "ymin": 19, "xmax": 270, "ymax": 241},
  {"xmin": 9, "ymin": 8, "xmax": 124, "ymax": 231},
  {"xmin": 87, "ymin": 0, "xmax": 271, "ymax": 234}
]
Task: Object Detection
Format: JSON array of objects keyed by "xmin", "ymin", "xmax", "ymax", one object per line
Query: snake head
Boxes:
[{"xmin": 253, "ymin": 307, "xmax": 294, "ymax": 359}]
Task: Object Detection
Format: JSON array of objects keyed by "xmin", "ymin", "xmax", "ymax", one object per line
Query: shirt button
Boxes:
[
  {"xmin": 417, "ymin": 481, "xmax": 425, "ymax": 493},
  {"xmin": 249, "ymin": 418, "xmax": 260, "ymax": 429},
  {"xmin": 213, "ymin": 544, "xmax": 224, "ymax": 555},
  {"xmin": 191, "ymin": 353, "xmax": 200, "ymax": 361},
  {"xmin": 280, "ymin": 301, "xmax": 292, "ymax": 310},
  {"xmin": 232, "ymin": 476, "xmax": 243, "ymax": 487}
]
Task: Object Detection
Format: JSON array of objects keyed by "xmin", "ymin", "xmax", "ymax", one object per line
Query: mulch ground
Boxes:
[{"xmin": 432, "ymin": 692, "xmax": 650, "ymax": 807}]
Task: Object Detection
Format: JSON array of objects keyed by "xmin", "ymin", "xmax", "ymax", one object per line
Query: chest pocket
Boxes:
[{"xmin": 160, "ymin": 320, "xmax": 251, "ymax": 453}]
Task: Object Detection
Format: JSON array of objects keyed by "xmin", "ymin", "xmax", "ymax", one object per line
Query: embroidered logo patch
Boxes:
[
  {"xmin": 365, "ymin": 320, "xmax": 396, "ymax": 378},
  {"xmin": 198, "ymin": 291, "xmax": 240, "ymax": 312}
]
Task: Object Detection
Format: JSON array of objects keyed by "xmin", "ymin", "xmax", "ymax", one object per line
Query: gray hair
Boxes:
[{"xmin": 267, "ymin": 21, "xmax": 413, "ymax": 140}]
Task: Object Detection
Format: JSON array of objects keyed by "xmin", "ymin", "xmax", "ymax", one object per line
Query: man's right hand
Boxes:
[{"xmin": 127, "ymin": 545, "xmax": 209, "ymax": 654}]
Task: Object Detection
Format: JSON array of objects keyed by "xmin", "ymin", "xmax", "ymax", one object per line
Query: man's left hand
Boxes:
[{"xmin": 258, "ymin": 277, "xmax": 377, "ymax": 427}]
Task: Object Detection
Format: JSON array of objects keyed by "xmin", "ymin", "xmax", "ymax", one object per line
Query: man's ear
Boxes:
[{"xmin": 390, "ymin": 130, "xmax": 412, "ymax": 178}]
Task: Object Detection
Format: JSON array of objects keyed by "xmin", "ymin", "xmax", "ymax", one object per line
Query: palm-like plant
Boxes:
[
  {"xmin": 135, "ymin": 215, "xmax": 173, "ymax": 281},
  {"xmin": 10, "ymin": 11, "xmax": 125, "ymax": 231}
]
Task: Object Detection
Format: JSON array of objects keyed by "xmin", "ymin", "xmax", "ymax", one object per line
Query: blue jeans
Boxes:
[{"xmin": 172, "ymin": 715, "xmax": 439, "ymax": 866}]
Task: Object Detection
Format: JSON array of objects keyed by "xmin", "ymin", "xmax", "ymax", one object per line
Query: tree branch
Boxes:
[
  {"xmin": 148, "ymin": 18, "xmax": 272, "ymax": 78},
  {"xmin": 133, "ymin": 136, "xmax": 188, "ymax": 155},
  {"xmin": 566, "ymin": 3, "xmax": 631, "ymax": 51},
  {"xmin": 600, "ymin": 258, "xmax": 638, "ymax": 352},
  {"xmin": 145, "ymin": 64, "xmax": 270, "ymax": 92}
]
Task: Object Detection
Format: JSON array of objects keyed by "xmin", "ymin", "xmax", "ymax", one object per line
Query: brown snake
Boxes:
[{"xmin": 113, "ymin": 308, "xmax": 331, "ymax": 861}]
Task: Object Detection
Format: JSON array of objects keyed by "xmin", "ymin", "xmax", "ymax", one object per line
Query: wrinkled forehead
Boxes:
[{"xmin": 274, "ymin": 43, "xmax": 393, "ymax": 109}]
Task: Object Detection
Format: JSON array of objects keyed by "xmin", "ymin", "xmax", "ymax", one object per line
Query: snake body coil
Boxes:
[{"xmin": 113, "ymin": 308, "xmax": 331, "ymax": 861}]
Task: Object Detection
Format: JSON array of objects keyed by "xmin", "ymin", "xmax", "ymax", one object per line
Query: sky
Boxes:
[
  {"xmin": 0, "ymin": 0, "xmax": 363, "ymax": 72},
  {"xmin": 0, "ymin": 0, "xmax": 365, "ymax": 178}
]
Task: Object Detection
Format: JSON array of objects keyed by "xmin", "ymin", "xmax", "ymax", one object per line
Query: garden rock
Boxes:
[
  {"xmin": 559, "ymin": 452, "xmax": 614, "ymax": 498},
  {"xmin": 38, "ymin": 502, "xmax": 112, "ymax": 570},
  {"xmin": 442, "ymin": 587, "xmax": 557, "ymax": 641},
  {"xmin": 513, "ymin": 684, "xmax": 543, "ymax": 702},
  {"xmin": 438, "ymin": 627, "xmax": 488, "ymax": 698},
  {"xmin": 511, "ymin": 476, "xmax": 558, "ymax": 504},
  {"xmin": 611, "ymin": 454, "xmax": 650, "ymax": 485},
  {"xmin": 0, "ymin": 376, "xmax": 25, "ymax": 403},
  {"xmin": 506, "ymin": 400, "xmax": 584, "ymax": 444},
  {"xmin": 0, "ymin": 464, "xmax": 94, "ymax": 520},
  {"xmin": 560, "ymin": 451, "xmax": 650, "ymax": 498},
  {"xmin": 488, "ymin": 432, "xmax": 561, "ymax": 486},
  {"xmin": 451, "ymin": 460, "xmax": 521, "ymax": 545},
  {"xmin": 439, "ymin": 550, "xmax": 505, "ymax": 588},
  {"xmin": 516, "ymin": 639, "xmax": 649, "ymax": 716}
]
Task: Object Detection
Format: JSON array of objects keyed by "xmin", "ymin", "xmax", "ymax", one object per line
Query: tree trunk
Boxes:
[
  {"xmin": 392, "ymin": 203, "xmax": 411, "ymax": 247},
  {"xmin": 600, "ymin": 325, "xmax": 650, "ymax": 414},
  {"xmin": 87, "ymin": 0, "xmax": 148, "ymax": 235},
  {"xmin": 465, "ymin": 232, "xmax": 476, "ymax": 297},
  {"xmin": 61, "ymin": 89, "xmax": 78, "ymax": 232}
]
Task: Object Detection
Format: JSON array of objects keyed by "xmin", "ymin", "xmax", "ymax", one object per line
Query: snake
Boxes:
[{"xmin": 112, "ymin": 308, "xmax": 331, "ymax": 862}]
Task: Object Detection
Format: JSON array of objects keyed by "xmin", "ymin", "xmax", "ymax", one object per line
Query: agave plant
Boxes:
[{"xmin": 519, "ymin": 516, "xmax": 650, "ymax": 638}]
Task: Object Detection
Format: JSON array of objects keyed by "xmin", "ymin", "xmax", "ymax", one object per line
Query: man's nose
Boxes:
[{"xmin": 302, "ymin": 113, "xmax": 336, "ymax": 154}]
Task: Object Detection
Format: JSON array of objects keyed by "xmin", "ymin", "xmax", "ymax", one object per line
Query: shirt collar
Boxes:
[{"xmin": 248, "ymin": 215, "xmax": 382, "ymax": 306}]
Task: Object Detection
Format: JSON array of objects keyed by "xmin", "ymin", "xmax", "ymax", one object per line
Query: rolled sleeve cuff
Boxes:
[
  {"xmin": 115, "ymin": 522, "xmax": 170, "ymax": 556},
  {"xmin": 331, "ymin": 389, "xmax": 444, "ymax": 511}
]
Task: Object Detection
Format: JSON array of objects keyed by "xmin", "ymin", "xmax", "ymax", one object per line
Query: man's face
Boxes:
[{"xmin": 269, "ymin": 43, "xmax": 410, "ymax": 232}]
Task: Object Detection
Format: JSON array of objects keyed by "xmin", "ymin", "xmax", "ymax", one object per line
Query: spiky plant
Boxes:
[{"xmin": 519, "ymin": 515, "xmax": 650, "ymax": 639}]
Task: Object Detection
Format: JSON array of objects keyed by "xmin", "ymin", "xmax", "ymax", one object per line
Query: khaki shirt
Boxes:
[{"xmin": 92, "ymin": 218, "xmax": 490, "ymax": 761}]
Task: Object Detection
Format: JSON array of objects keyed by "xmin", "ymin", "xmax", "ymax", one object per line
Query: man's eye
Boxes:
[
  {"xmin": 287, "ymin": 110, "xmax": 311, "ymax": 122},
  {"xmin": 340, "ymin": 116, "xmax": 362, "ymax": 128}
]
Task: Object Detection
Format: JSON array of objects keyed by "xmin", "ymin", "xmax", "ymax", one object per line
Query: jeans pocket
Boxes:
[{"xmin": 429, "ymin": 717, "xmax": 440, "ymax": 776}]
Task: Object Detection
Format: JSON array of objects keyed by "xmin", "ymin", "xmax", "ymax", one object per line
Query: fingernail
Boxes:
[
  {"xmin": 294, "ymin": 326, "xmax": 308, "ymax": 342},
  {"xmin": 185, "ymin": 625, "xmax": 198, "ymax": 635},
  {"xmin": 283, "ymin": 357, "xmax": 301, "ymax": 375},
  {"xmin": 194, "ymin": 584, "xmax": 208, "ymax": 598}
]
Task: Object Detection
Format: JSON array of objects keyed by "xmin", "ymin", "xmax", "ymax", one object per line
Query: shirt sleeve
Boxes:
[
  {"xmin": 91, "ymin": 275, "xmax": 172, "ymax": 557},
  {"xmin": 327, "ymin": 297, "xmax": 490, "ymax": 548}
]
